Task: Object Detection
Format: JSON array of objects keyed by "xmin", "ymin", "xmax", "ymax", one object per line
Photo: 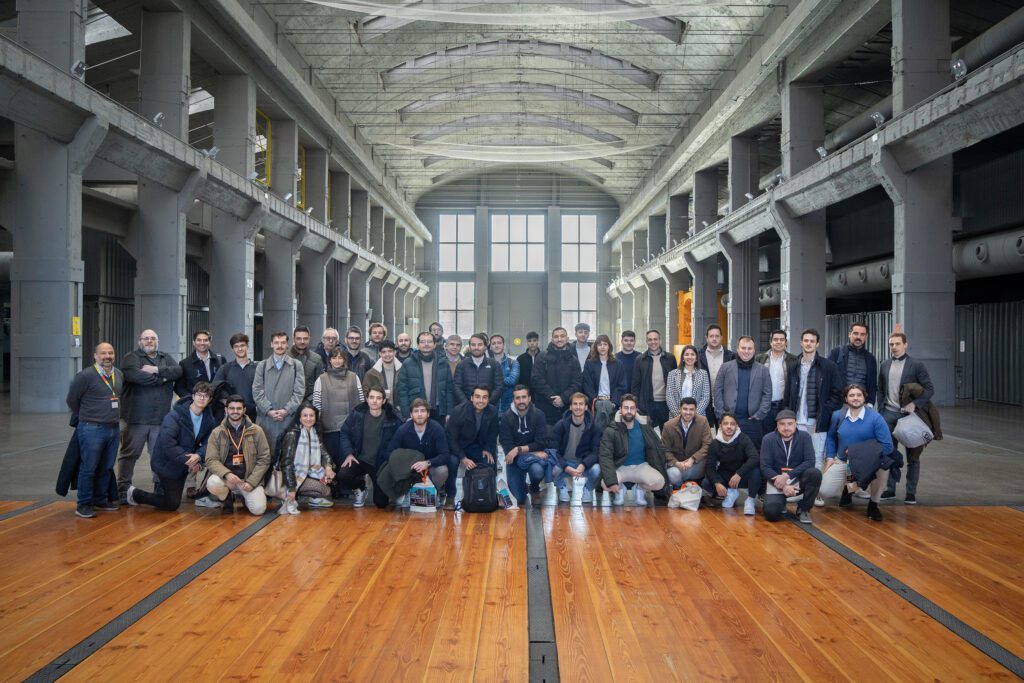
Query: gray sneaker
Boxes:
[
  {"xmin": 581, "ymin": 488, "xmax": 593, "ymax": 504},
  {"xmin": 798, "ymin": 510, "xmax": 813, "ymax": 525},
  {"xmin": 194, "ymin": 496, "xmax": 220, "ymax": 508},
  {"xmin": 75, "ymin": 504, "xmax": 96, "ymax": 519},
  {"xmin": 126, "ymin": 485, "xmax": 139, "ymax": 507},
  {"xmin": 558, "ymin": 486, "xmax": 571, "ymax": 504}
]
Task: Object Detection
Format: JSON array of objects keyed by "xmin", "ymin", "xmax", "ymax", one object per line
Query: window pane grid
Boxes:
[
  {"xmin": 439, "ymin": 280, "xmax": 475, "ymax": 340},
  {"xmin": 561, "ymin": 214, "xmax": 597, "ymax": 272},
  {"xmin": 439, "ymin": 213, "xmax": 474, "ymax": 272},
  {"xmin": 491, "ymin": 213, "xmax": 545, "ymax": 271},
  {"xmin": 561, "ymin": 282, "xmax": 597, "ymax": 332}
]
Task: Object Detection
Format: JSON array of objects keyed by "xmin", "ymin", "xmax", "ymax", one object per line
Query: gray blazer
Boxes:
[{"xmin": 713, "ymin": 360, "xmax": 772, "ymax": 421}]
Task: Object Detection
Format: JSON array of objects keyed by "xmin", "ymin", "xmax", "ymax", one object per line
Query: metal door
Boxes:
[{"xmin": 490, "ymin": 282, "xmax": 544, "ymax": 356}]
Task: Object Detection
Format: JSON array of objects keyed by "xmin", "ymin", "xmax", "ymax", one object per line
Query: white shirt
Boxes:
[
  {"xmin": 797, "ymin": 355, "xmax": 814, "ymax": 426},
  {"xmin": 705, "ymin": 348, "xmax": 725, "ymax": 389},
  {"xmin": 598, "ymin": 360, "xmax": 610, "ymax": 398},
  {"xmin": 768, "ymin": 353, "xmax": 787, "ymax": 401}
]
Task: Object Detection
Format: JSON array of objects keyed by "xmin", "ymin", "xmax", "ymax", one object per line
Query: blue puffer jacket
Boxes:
[
  {"xmin": 396, "ymin": 351, "xmax": 454, "ymax": 418},
  {"xmin": 151, "ymin": 398, "xmax": 216, "ymax": 480},
  {"xmin": 494, "ymin": 355, "xmax": 520, "ymax": 413}
]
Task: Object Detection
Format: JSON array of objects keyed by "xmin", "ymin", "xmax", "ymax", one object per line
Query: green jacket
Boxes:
[
  {"xmin": 396, "ymin": 351, "xmax": 454, "ymax": 418},
  {"xmin": 597, "ymin": 420, "xmax": 668, "ymax": 490}
]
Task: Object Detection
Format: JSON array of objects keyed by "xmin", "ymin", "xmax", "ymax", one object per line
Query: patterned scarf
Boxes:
[{"xmin": 295, "ymin": 428, "xmax": 325, "ymax": 483}]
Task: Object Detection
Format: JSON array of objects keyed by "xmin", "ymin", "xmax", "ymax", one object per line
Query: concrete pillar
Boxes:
[
  {"xmin": 664, "ymin": 267, "xmax": 691, "ymax": 348},
  {"xmin": 632, "ymin": 230, "xmax": 647, "ymax": 270},
  {"xmin": 334, "ymin": 259, "xmax": 354, "ymax": 332},
  {"xmin": 647, "ymin": 277, "xmax": 667, "ymax": 338},
  {"xmin": 883, "ymin": 0, "xmax": 956, "ymax": 403},
  {"xmin": 395, "ymin": 284, "xmax": 407, "ymax": 334},
  {"xmin": 133, "ymin": 8, "xmax": 191, "ymax": 357},
  {"xmin": 383, "ymin": 282, "xmax": 397, "ymax": 336},
  {"xmin": 692, "ymin": 168, "xmax": 718, "ymax": 230},
  {"xmin": 329, "ymin": 171, "xmax": 350, "ymax": 233},
  {"xmin": 305, "ymin": 149, "xmax": 329, "ymax": 222},
  {"xmin": 351, "ymin": 190, "xmax": 369, "ymax": 245},
  {"xmin": 408, "ymin": 237, "xmax": 418, "ymax": 271},
  {"xmin": 369, "ymin": 205, "xmax": 384, "ymax": 255},
  {"xmin": 16, "ymin": 0, "xmax": 86, "ymax": 70},
  {"xmin": 620, "ymin": 286, "xmax": 635, "ymax": 334},
  {"xmin": 633, "ymin": 283, "xmax": 649, "ymax": 333},
  {"xmin": 648, "ymin": 215, "xmax": 666, "ymax": 257},
  {"xmin": 271, "ymin": 119, "xmax": 298, "ymax": 205},
  {"xmin": 349, "ymin": 267, "xmax": 370, "ymax": 334},
  {"xmin": 669, "ymin": 193, "xmax": 689, "ymax": 244},
  {"xmin": 775, "ymin": 81, "xmax": 826, "ymax": 348},
  {"xmin": 262, "ymin": 233, "xmax": 298, "ymax": 354},
  {"xmin": 297, "ymin": 246, "xmax": 331, "ymax": 333},
  {"xmin": 404, "ymin": 289, "xmax": 418, "ymax": 331},
  {"xmin": 395, "ymin": 227, "xmax": 407, "ymax": 269},
  {"xmin": 687, "ymin": 169, "xmax": 720, "ymax": 344},
  {"xmin": 384, "ymin": 218, "xmax": 397, "ymax": 263},
  {"xmin": 369, "ymin": 276, "xmax": 385, "ymax": 332},
  {"xmin": 598, "ymin": 224, "xmax": 617, "ymax": 336},
  {"xmin": 722, "ymin": 135, "xmax": 761, "ymax": 347},
  {"xmin": 210, "ymin": 75, "xmax": 256, "ymax": 349},
  {"xmin": 476, "ymin": 206, "xmax": 491, "ymax": 333}
]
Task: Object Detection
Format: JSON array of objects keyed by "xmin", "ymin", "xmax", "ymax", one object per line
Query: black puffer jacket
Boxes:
[{"xmin": 531, "ymin": 343, "xmax": 583, "ymax": 424}]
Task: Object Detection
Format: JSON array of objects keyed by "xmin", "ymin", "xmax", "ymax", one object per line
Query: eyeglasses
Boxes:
[
  {"xmin": 346, "ymin": 336, "xmax": 361, "ymax": 342},
  {"xmin": 322, "ymin": 335, "xmax": 339, "ymax": 341},
  {"xmin": 140, "ymin": 336, "xmax": 158, "ymax": 341}
]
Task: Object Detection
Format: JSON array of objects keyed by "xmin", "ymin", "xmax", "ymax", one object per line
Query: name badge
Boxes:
[
  {"xmin": 232, "ymin": 453, "xmax": 245, "ymax": 466},
  {"xmin": 110, "ymin": 399, "xmax": 119, "ymax": 409}
]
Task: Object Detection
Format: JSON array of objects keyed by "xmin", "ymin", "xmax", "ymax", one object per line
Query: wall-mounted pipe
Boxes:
[
  {"xmin": 0, "ymin": 252, "xmax": 11, "ymax": 281},
  {"xmin": 951, "ymin": 5, "xmax": 1024, "ymax": 78},
  {"xmin": 823, "ymin": 96, "xmax": 892, "ymax": 152}
]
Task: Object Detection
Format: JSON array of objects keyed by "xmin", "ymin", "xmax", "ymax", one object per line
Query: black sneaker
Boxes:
[
  {"xmin": 879, "ymin": 491, "xmax": 896, "ymax": 502},
  {"xmin": 221, "ymin": 496, "xmax": 234, "ymax": 512},
  {"xmin": 94, "ymin": 500, "xmax": 120, "ymax": 512},
  {"xmin": 904, "ymin": 494, "xmax": 917, "ymax": 505},
  {"xmin": 867, "ymin": 501, "xmax": 883, "ymax": 522},
  {"xmin": 75, "ymin": 504, "xmax": 96, "ymax": 518},
  {"xmin": 839, "ymin": 488, "xmax": 852, "ymax": 507}
]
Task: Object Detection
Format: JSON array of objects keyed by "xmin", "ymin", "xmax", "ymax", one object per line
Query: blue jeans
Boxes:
[
  {"xmin": 505, "ymin": 458, "xmax": 546, "ymax": 503},
  {"xmin": 77, "ymin": 422, "xmax": 119, "ymax": 506},
  {"xmin": 558, "ymin": 460, "xmax": 601, "ymax": 492},
  {"xmin": 667, "ymin": 459, "xmax": 707, "ymax": 488},
  {"xmin": 883, "ymin": 408, "xmax": 922, "ymax": 496}
]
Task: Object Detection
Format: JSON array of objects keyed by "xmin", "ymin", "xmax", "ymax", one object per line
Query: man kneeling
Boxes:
[
  {"xmin": 381, "ymin": 398, "xmax": 451, "ymax": 507},
  {"xmin": 760, "ymin": 409, "xmax": 821, "ymax": 524},
  {"xmin": 597, "ymin": 394, "xmax": 668, "ymax": 507},
  {"xmin": 202, "ymin": 395, "xmax": 271, "ymax": 514}
]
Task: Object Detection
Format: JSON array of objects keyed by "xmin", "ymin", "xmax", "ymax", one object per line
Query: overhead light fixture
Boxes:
[
  {"xmin": 247, "ymin": 171, "xmax": 259, "ymax": 181},
  {"xmin": 744, "ymin": 192, "xmax": 755, "ymax": 200},
  {"xmin": 152, "ymin": 112, "xmax": 166, "ymax": 125},
  {"xmin": 202, "ymin": 146, "xmax": 219, "ymax": 159},
  {"xmin": 951, "ymin": 58, "xmax": 968, "ymax": 80},
  {"xmin": 870, "ymin": 111, "xmax": 885, "ymax": 127},
  {"xmin": 816, "ymin": 146, "xmax": 828, "ymax": 159},
  {"xmin": 71, "ymin": 60, "xmax": 87, "ymax": 79},
  {"xmin": 264, "ymin": 192, "xmax": 269, "ymax": 200},
  {"xmin": 305, "ymin": 206, "xmax": 314, "ymax": 215},
  {"xmin": 701, "ymin": 220, "xmax": 709, "ymax": 228},
  {"xmin": 283, "ymin": 192, "xmax": 293, "ymax": 201}
]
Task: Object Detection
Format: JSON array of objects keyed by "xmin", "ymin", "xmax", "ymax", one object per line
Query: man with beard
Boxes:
[
  {"xmin": 343, "ymin": 326, "xmax": 374, "ymax": 380},
  {"xmin": 828, "ymin": 322, "xmax": 878, "ymax": 406},
  {"xmin": 396, "ymin": 331, "xmax": 454, "ymax": 421},
  {"xmin": 289, "ymin": 325, "xmax": 324, "ymax": 400},
  {"xmin": 531, "ymin": 327, "xmax": 583, "ymax": 425},
  {"xmin": 395, "ymin": 332, "xmax": 414, "ymax": 362}
]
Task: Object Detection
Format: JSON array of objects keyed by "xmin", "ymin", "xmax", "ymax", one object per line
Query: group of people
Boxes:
[{"xmin": 65, "ymin": 318, "xmax": 937, "ymax": 525}]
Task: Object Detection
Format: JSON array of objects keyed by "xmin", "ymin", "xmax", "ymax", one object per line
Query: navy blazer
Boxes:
[
  {"xmin": 582, "ymin": 358, "xmax": 629, "ymax": 407},
  {"xmin": 445, "ymin": 401, "xmax": 499, "ymax": 459}
]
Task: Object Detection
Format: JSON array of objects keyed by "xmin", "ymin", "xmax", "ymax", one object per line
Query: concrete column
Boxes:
[
  {"xmin": 383, "ymin": 282, "xmax": 397, "ymax": 336},
  {"xmin": 351, "ymin": 190, "xmax": 369, "ymax": 245},
  {"xmin": 728, "ymin": 136, "xmax": 759, "ymax": 211},
  {"xmin": 546, "ymin": 206, "xmax": 561, "ymax": 333},
  {"xmin": 395, "ymin": 284, "xmax": 407, "ymax": 334},
  {"xmin": 349, "ymin": 267, "xmax": 370, "ymax": 334},
  {"xmin": 633, "ymin": 283, "xmax": 649, "ymax": 333},
  {"xmin": 663, "ymin": 267, "xmax": 691, "ymax": 348},
  {"xmin": 384, "ymin": 218, "xmax": 397, "ymax": 263},
  {"xmin": 404, "ymin": 289, "xmax": 418, "ymax": 331},
  {"xmin": 647, "ymin": 277, "xmax": 667, "ymax": 338},
  {"xmin": 598, "ymin": 219, "xmax": 616, "ymax": 335},
  {"xmin": 688, "ymin": 169, "xmax": 720, "ymax": 343},
  {"xmin": 648, "ymin": 215, "xmax": 666, "ymax": 257},
  {"xmin": 334, "ymin": 259, "xmax": 353, "ymax": 332},
  {"xmin": 476, "ymin": 206, "xmax": 491, "ymax": 333},
  {"xmin": 262, "ymin": 233, "xmax": 298, "ymax": 354},
  {"xmin": 883, "ymin": 0, "xmax": 956, "ymax": 403},
  {"xmin": 408, "ymin": 237, "xmax": 419, "ymax": 271},
  {"xmin": 134, "ymin": 9, "xmax": 191, "ymax": 357},
  {"xmin": 632, "ymin": 230, "xmax": 647, "ymax": 270},
  {"xmin": 16, "ymin": 0, "xmax": 86, "ymax": 71},
  {"xmin": 297, "ymin": 246, "xmax": 332, "ymax": 333},
  {"xmin": 369, "ymin": 275, "xmax": 385, "ymax": 332},
  {"xmin": 692, "ymin": 168, "xmax": 718, "ymax": 231},
  {"xmin": 329, "ymin": 171, "xmax": 350, "ymax": 233},
  {"xmin": 369, "ymin": 205, "xmax": 384, "ymax": 255},
  {"xmin": 722, "ymin": 135, "xmax": 761, "ymax": 347},
  {"xmin": 619, "ymin": 286, "xmax": 635, "ymax": 333},
  {"xmin": 210, "ymin": 75, "xmax": 256, "ymax": 349},
  {"xmin": 669, "ymin": 193, "xmax": 689, "ymax": 244},
  {"xmin": 305, "ymin": 149, "xmax": 329, "ymax": 222},
  {"xmin": 395, "ymin": 227, "xmax": 407, "ymax": 269},
  {"xmin": 775, "ymin": 81, "xmax": 826, "ymax": 348},
  {"xmin": 271, "ymin": 119, "xmax": 298, "ymax": 205}
]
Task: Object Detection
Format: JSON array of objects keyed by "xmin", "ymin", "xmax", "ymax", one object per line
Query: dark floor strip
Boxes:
[
  {"xmin": 526, "ymin": 510, "xmax": 560, "ymax": 683},
  {"xmin": 792, "ymin": 517, "xmax": 1024, "ymax": 678},
  {"xmin": 0, "ymin": 499, "xmax": 49, "ymax": 522},
  {"xmin": 25, "ymin": 512, "xmax": 277, "ymax": 683}
]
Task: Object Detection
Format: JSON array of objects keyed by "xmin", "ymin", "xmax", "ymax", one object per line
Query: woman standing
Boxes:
[
  {"xmin": 666, "ymin": 344, "xmax": 711, "ymax": 419},
  {"xmin": 312, "ymin": 347, "xmax": 364, "ymax": 479},
  {"xmin": 274, "ymin": 403, "xmax": 335, "ymax": 508},
  {"xmin": 583, "ymin": 334, "xmax": 628, "ymax": 429}
]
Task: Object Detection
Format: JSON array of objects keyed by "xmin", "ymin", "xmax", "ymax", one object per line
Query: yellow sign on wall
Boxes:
[{"xmin": 72, "ymin": 316, "xmax": 81, "ymax": 336}]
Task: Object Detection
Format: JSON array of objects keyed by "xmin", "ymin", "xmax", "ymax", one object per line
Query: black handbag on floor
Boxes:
[{"xmin": 462, "ymin": 465, "xmax": 498, "ymax": 512}]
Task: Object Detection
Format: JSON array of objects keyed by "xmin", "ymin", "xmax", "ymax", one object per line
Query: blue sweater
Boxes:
[
  {"xmin": 825, "ymin": 408, "xmax": 893, "ymax": 461},
  {"xmin": 382, "ymin": 419, "xmax": 451, "ymax": 468}
]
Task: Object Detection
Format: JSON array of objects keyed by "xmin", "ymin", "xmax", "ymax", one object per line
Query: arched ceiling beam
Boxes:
[
  {"xmin": 398, "ymin": 81, "xmax": 640, "ymax": 125},
  {"xmin": 381, "ymin": 40, "xmax": 660, "ymax": 90},
  {"xmin": 429, "ymin": 162, "xmax": 607, "ymax": 188},
  {"xmin": 355, "ymin": 0, "xmax": 684, "ymax": 44},
  {"xmin": 411, "ymin": 113, "xmax": 625, "ymax": 145},
  {"xmin": 422, "ymin": 147, "xmax": 615, "ymax": 169}
]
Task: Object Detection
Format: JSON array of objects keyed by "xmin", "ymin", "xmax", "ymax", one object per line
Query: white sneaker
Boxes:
[
  {"xmin": 396, "ymin": 493, "xmax": 410, "ymax": 509},
  {"xmin": 126, "ymin": 485, "xmax": 139, "ymax": 507},
  {"xmin": 581, "ymin": 488, "xmax": 593, "ymax": 504},
  {"xmin": 194, "ymin": 496, "xmax": 220, "ymax": 508},
  {"xmin": 633, "ymin": 487, "xmax": 647, "ymax": 507},
  {"xmin": 814, "ymin": 496, "xmax": 825, "ymax": 507},
  {"xmin": 855, "ymin": 489, "xmax": 871, "ymax": 499},
  {"xmin": 353, "ymin": 490, "xmax": 366, "ymax": 508},
  {"xmin": 613, "ymin": 488, "xmax": 626, "ymax": 506},
  {"xmin": 558, "ymin": 485, "xmax": 571, "ymax": 504},
  {"xmin": 743, "ymin": 497, "xmax": 756, "ymax": 516},
  {"xmin": 722, "ymin": 488, "xmax": 739, "ymax": 509}
]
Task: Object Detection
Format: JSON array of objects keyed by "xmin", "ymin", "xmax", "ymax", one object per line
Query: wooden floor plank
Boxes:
[{"xmin": 0, "ymin": 500, "xmax": 33, "ymax": 515}]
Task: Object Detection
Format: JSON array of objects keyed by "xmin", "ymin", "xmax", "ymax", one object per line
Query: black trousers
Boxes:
[
  {"xmin": 763, "ymin": 468, "xmax": 822, "ymax": 521},
  {"xmin": 706, "ymin": 404, "xmax": 719, "ymax": 430},
  {"xmin": 647, "ymin": 401, "xmax": 670, "ymax": 431},
  {"xmin": 133, "ymin": 475, "xmax": 187, "ymax": 511},
  {"xmin": 336, "ymin": 460, "xmax": 389, "ymax": 508}
]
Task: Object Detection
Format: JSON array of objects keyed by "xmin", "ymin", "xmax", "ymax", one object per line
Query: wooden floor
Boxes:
[{"xmin": 0, "ymin": 501, "xmax": 1021, "ymax": 682}]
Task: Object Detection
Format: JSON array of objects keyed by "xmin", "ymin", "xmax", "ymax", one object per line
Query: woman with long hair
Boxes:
[
  {"xmin": 582, "ymin": 334, "xmax": 629, "ymax": 409},
  {"xmin": 312, "ymin": 347, "xmax": 363, "ymax": 487},
  {"xmin": 666, "ymin": 344, "xmax": 711, "ymax": 419},
  {"xmin": 274, "ymin": 402, "xmax": 335, "ymax": 509}
]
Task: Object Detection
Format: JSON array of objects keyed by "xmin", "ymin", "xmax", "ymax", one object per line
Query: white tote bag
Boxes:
[
  {"xmin": 668, "ymin": 482, "xmax": 703, "ymax": 511},
  {"xmin": 893, "ymin": 412, "xmax": 934, "ymax": 449}
]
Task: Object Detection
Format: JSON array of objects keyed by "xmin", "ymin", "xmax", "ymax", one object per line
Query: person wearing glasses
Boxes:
[{"xmin": 343, "ymin": 326, "xmax": 374, "ymax": 380}]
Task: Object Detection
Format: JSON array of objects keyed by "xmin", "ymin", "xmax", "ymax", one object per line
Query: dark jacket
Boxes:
[
  {"xmin": 346, "ymin": 348, "xmax": 374, "ymax": 381},
  {"xmin": 289, "ymin": 346, "xmax": 325, "ymax": 400},
  {"xmin": 382, "ymin": 418, "xmax": 451, "ymax": 468},
  {"xmin": 846, "ymin": 439, "xmax": 900, "ymax": 490},
  {"xmin": 211, "ymin": 359, "xmax": 258, "ymax": 419},
  {"xmin": 445, "ymin": 401, "xmax": 499, "ymax": 460},
  {"xmin": 55, "ymin": 422, "xmax": 118, "ymax": 500},
  {"xmin": 396, "ymin": 351, "xmax": 455, "ymax": 418},
  {"xmin": 631, "ymin": 349, "xmax": 678, "ymax": 412},
  {"xmin": 498, "ymin": 405, "xmax": 549, "ymax": 454},
  {"xmin": 174, "ymin": 351, "xmax": 225, "ymax": 398},
  {"xmin": 828, "ymin": 344, "xmax": 878, "ymax": 401},
  {"xmin": 151, "ymin": 398, "xmax": 216, "ymax": 480},
  {"xmin": 516, "ymin": 350, "xmax": 540, "ymax": 391},
  {"xmin": 705, "ymin": 432, "xmax": 760, "ymax": 487},
  {"xmin": 277, "ymin": 426, "xmax": 333, "ymax": 492},
  {"xmin": 339, "ymin": 401, "xmax": 403, "ymax": 470},
  {"xmin": 899, "ymin": 383, "xmax": 943, "ymax": 440},
  {"xmin": 597, "ymin": 420, "xmax": 667, "ymax": 490},
  {"xmin": 699, "ymin": 345, "xmax": 736, "ymax": 377},
  {"xmin": 377, "ymin": 448, "xmax": 425, "ymax": 501},
  {"xmin": 120, "ymin": 348, "xmax": 183, "ymax": 425},
  {"xmin": 453, "ymin": 355, "xmax": 503, "ymax": 407},
  {"xmin": 877, "ymin": 354, "xmax": 934, "ymax": 411},
  {"xmin": 760, "ymin": 430, "xmax": 816, "ymax": 482},
  {"xmin": 782, "ymin": 354, "xmax": 844, "ymax": 433},
  {"xmin": 531, "ymin": 343, "xmax": 583, "ymax": 423},
  {"xmin": 549, "ymin": 409, "xmax": 602, "ymax": 469},
  {"xmin": 582, "ymin": 358, "xmax": 629, "ymax": 407}
]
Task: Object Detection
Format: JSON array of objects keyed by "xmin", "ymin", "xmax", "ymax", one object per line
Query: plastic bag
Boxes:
[
  {"xmin": 893, "ymin": 412, "xmax": 934, "ymax": 449},
  {"xmin": 409, "ymin": 472, "xmax": 438, "ymax": 513},
  {"xmin": 668, "ymin": 482, "xmax": 703, "ymax": 511}
]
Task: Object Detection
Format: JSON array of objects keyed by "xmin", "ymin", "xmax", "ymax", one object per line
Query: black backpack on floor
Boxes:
[{"xmin": 462, "ymin": 465, "xmax": 498, "ymax": 512}]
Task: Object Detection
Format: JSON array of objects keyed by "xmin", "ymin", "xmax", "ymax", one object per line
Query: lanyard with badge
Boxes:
[
  {"xmin": 95, "ymin": 365, "xmax": 118, "ymax": 410},
  {"xmin": 227, "ymin": 427, "xmax": 246, "ymax": 467}
]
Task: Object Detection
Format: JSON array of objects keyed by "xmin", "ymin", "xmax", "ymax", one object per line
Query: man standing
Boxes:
[
  {"xmin": 597, "ymin": 394, "xmax": 667, "ymax": 507},
  {"xmin": 395, "ymin": 332, "xmax": 414, "ymax": 362},
  {"xmin": 396, "ymin": 331, "xmax": 454, "ymax": 421},
  {"xmin": 444, "ymin": 335, "xmax": 464, "ymax": 378},
  {"xmin": 175, "ymin": 330, "xmax": 224, "ymax": 399},
  {"xmin": 661, "ymin": 396, "xmax": 713, "ymax": 488},
  {"xmin": 117, "ymin": 329, "xmax": 183, "ymax": 504},
  {"xmin": 499, "ymin": 385, "xmax": 551, "ymax": 505},
  {"xmin": 699, "ymin": 324, "xmax": 736, "ymax": 429},
  {"xmin": 429, "ymin": 321, "xmax": 445, "ymax": 346},
  {"xmin": 211, "ymin": 333, "xmax": 257, "ymax": 421},
  {"xmin": 363, "ymin": 339, "xmax": 402, "ymax": 403},
  {"xmin": 516, "ymin": 331, "xmax": 541, "ymax": 393},
  {"xmin": 631, "ymin": 329, "xmax": 677, "ymax": 430},
  {"xmin": 760, "ymin": 409, "xmax": 821, "ymax": 524},
  {"xmin": 783, "ymin": 329, "xmax": 843, "ymax": 475},
  {"xmin": 344, "ymin": 326, "xmax": 374, "ymax": 380},
  {"xmin": 573, "ymin": 322, "xmax": 592, "ymax": 371},
  {"xmin": 531, "ymin": 327, "xmax": 583, "ymax": 425},
  {"xmin": 446, "ymin": 385, "xmax": 500, "ymax": 506},
  {"xmin": 290, "ymin": 325, "xmax": 325, "ymax": 400},
  {"xmin": 714, "ymin": 336, "xmax": 771, "ymax": 448},
  {"xmin": 489, "ymin": 334, "xmax": 520, "ymax": 414},
  {"xmin": 755, "ymin": 329, "xmax": 797, "ymax": 434},
  {"xmin": 66, "ymin": 342, "xmax": 123, "ymax": 518},
  {"xmin": 252, "ymin": 331, "xmax": 305, "ymax": 458},
  {"xmin": 829, "ymin": 322, "xmax": 878, "ymax": 405},
  {"xmin": 315, "ymin": 328, "xmax": 340, "ymax": 367},
  {"xmin": 615, "ymin": 330, "xmax": 640, "ymax": 388},
  {"xmin": 202, "ymin": 395, "xmax": 271, "ymax": 515},
  {"xmin": 878, "ymin": 332, "xmax": 935, "ymax": 504},
  {"xmin": 454, "ymin": 333, "xmax": 503, "ymax": 407},
  {"xmin": 364, "ymin": 322, "xmax": 388, "ymax": 362}
]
